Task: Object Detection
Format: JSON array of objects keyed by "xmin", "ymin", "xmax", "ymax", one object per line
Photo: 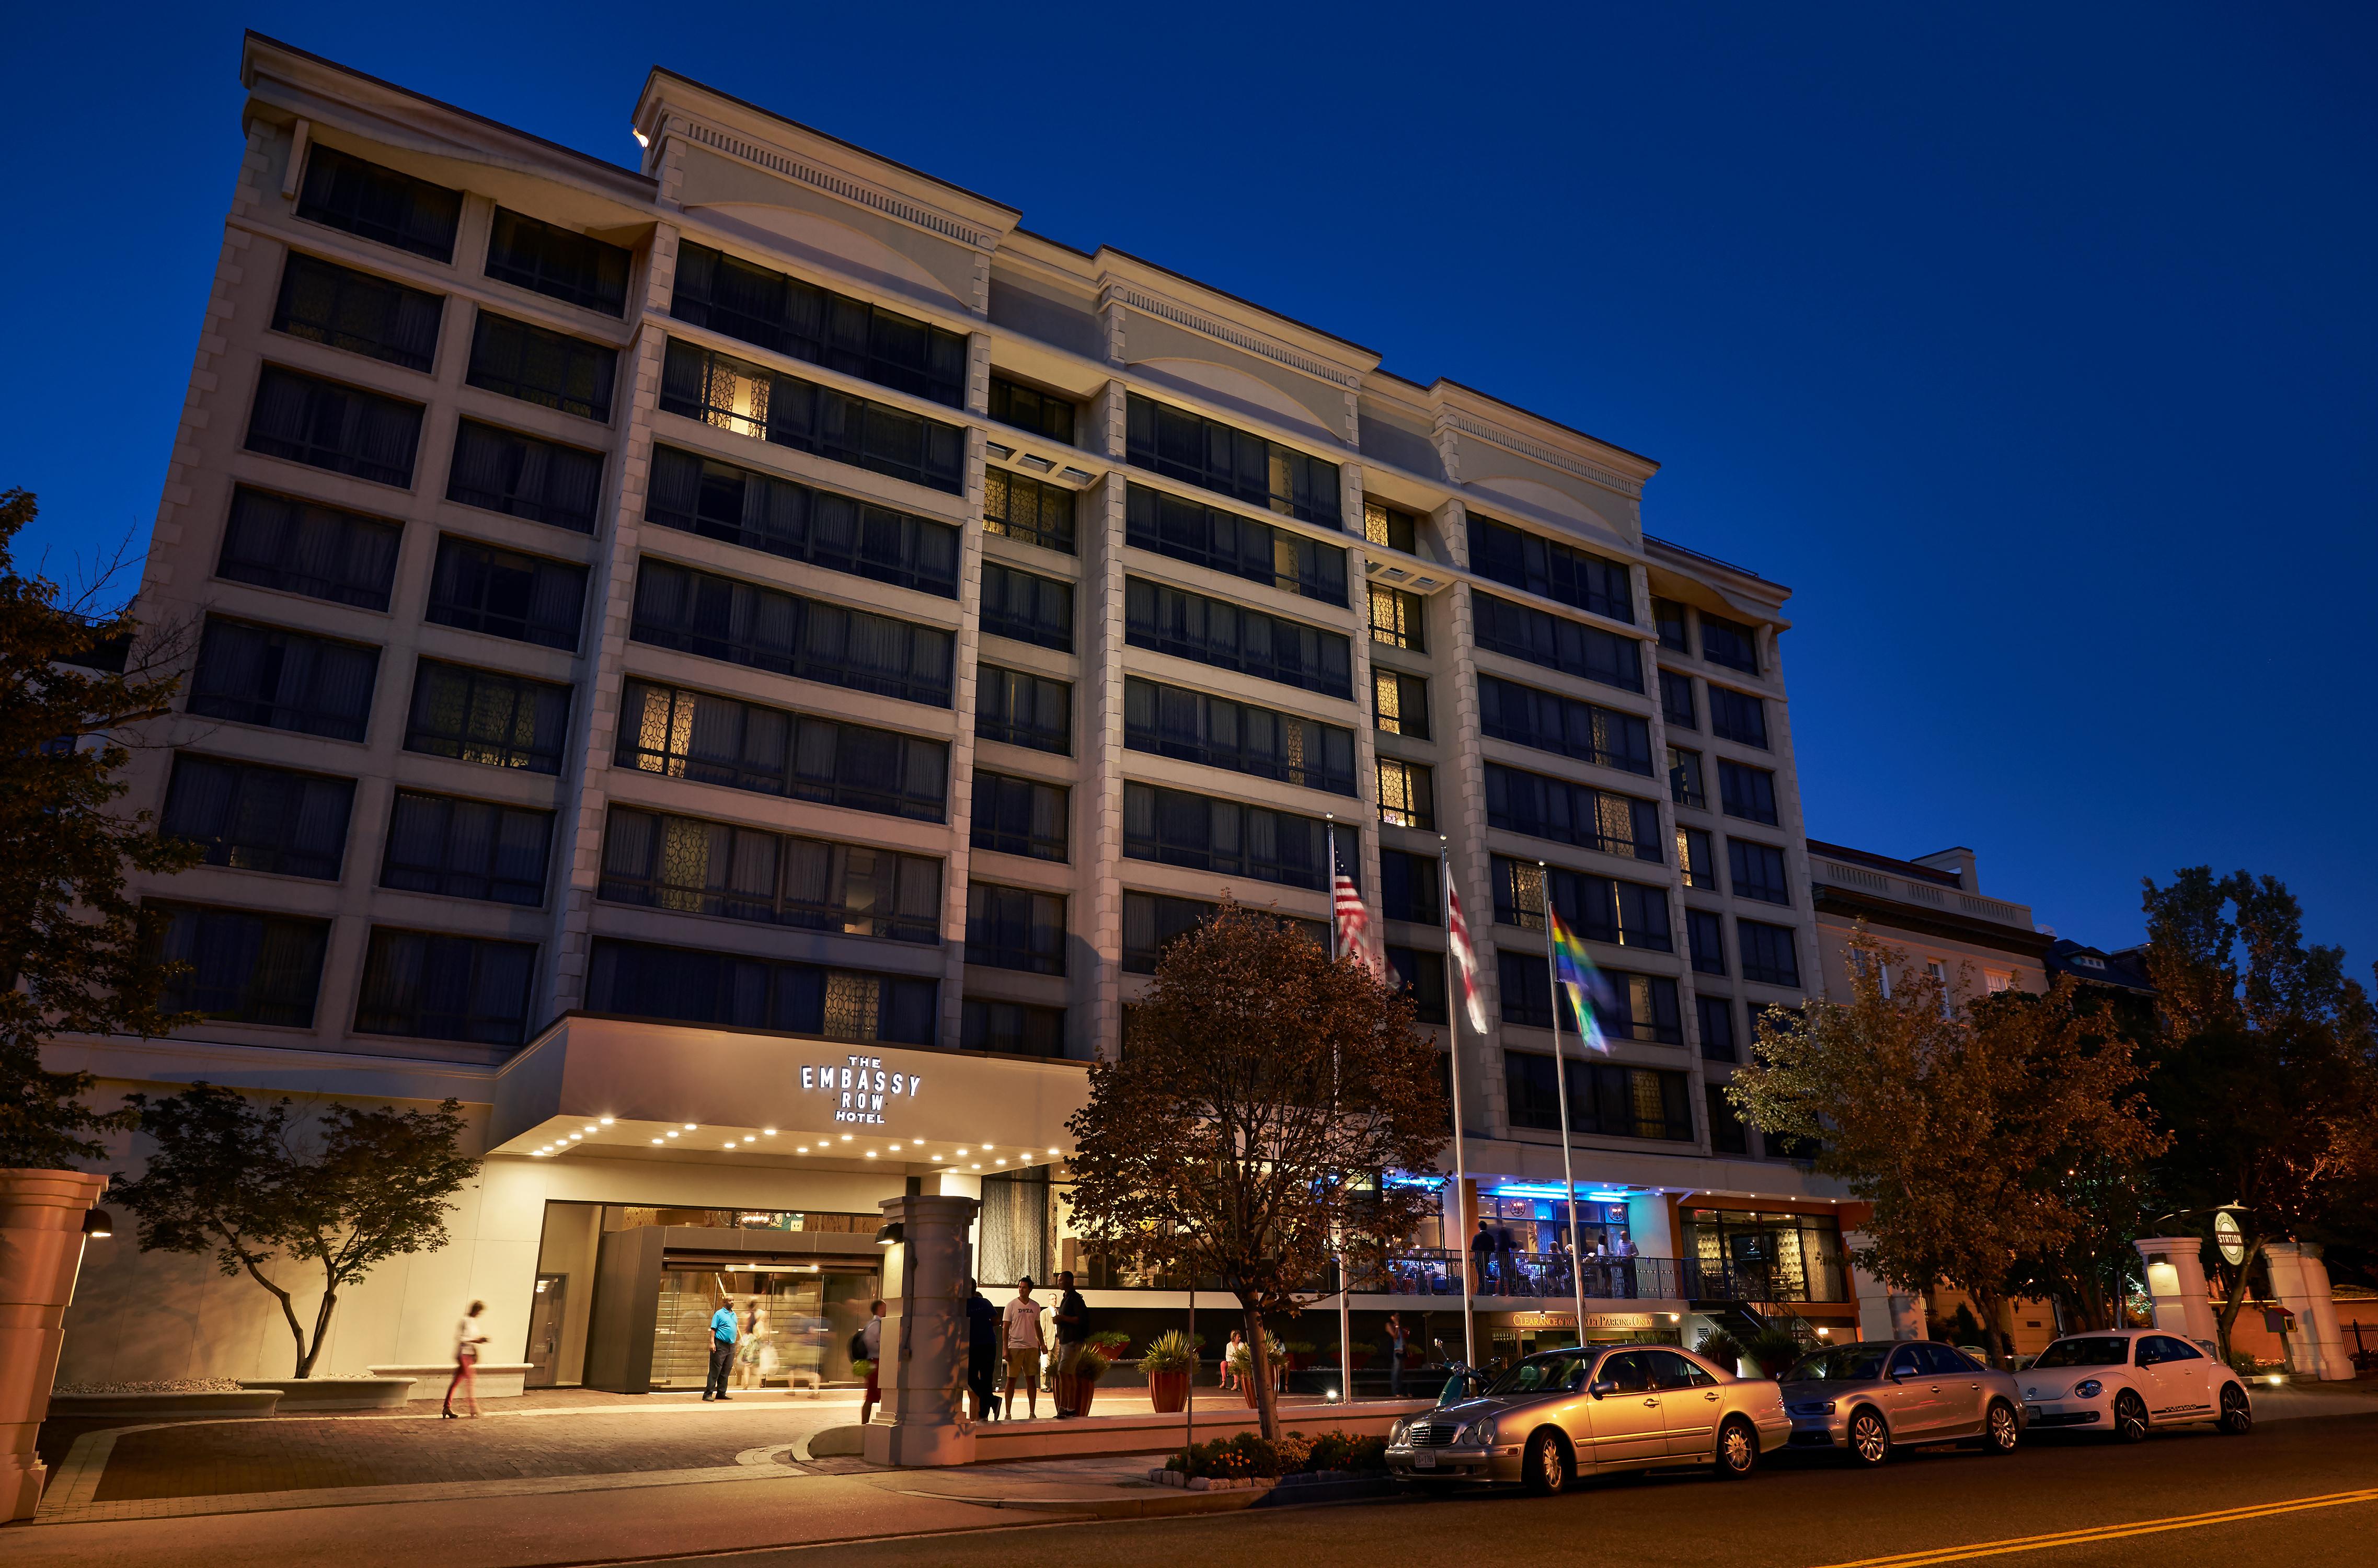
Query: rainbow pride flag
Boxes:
[{"xmin": 1545, "ymin": 902, "xmax": 1610, "ymax": 1052}]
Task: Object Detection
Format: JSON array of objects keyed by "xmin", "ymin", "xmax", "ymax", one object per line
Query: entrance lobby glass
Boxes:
[{"xmin": 651, "ymin": 1264, "xmax": 878, "ymax": 1389}]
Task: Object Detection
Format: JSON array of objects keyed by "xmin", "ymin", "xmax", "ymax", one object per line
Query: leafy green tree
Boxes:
[
  {"xmin": 0, "ymin": 489, "xmax": 197, "ymax": 1169},
  {"xmin": 112, "ymin": 1084, "xmax": 480, "ymax": 1376},
  {"xmin": 1064, "ymin": 904, "xmax": 1446, "ymax": 1438},
  {"xmin": 2140, "ymin": 868, "xmax": 2378, "ymax": 1357},
  {"xmin": 1729, "ymin": 930, "xmax": 2164, "ymax": 1366}
]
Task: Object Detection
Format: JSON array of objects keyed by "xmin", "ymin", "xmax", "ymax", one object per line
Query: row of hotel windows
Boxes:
[{"xmin": 295, "ymin": 146, "xmax": 1777, "ymax": 712}]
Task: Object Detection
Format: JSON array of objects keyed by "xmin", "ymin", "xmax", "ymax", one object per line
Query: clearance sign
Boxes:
[{"xmin": 800, "ymin": 1054, "xmax": 923, "ymax": 1126}]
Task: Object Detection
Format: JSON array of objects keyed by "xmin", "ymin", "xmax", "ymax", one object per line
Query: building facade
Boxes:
[{"xmin": 55, "ymin": 34, "xmax": 1856, "ymax": 1390}]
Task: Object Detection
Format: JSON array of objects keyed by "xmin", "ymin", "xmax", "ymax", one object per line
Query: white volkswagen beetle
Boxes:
[{"xmin": 2018, "ymin": 1329, "xmax": 2253, "ymax": 1440}]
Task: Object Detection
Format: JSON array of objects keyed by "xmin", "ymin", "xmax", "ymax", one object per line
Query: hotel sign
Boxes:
[{"xmin": 800, "ymin": 1054, "xmax": 923, "ymax": 1126}]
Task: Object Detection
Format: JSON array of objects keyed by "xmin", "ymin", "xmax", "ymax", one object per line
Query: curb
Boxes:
[{"xmin": 871, "ymin": 1483, "xmax": 1265, "ymax": 1519}]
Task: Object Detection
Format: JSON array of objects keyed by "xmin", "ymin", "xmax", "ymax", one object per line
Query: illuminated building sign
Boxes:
[{"xmin": 800, "ymin": 1054, "xmax": 923, "ymax": 1126}]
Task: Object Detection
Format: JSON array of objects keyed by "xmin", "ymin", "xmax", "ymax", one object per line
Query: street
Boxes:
[{"xmin": 706, "ymin": 1414, "xmax": 2378, "ymax": 1568}]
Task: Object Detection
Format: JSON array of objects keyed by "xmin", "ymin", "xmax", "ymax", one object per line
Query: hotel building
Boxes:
[{"xmin": 56, "ymin": 33, "xmax": 1867, "ymax": 1390}]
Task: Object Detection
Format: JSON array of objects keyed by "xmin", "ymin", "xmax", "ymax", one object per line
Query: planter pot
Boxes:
[
  {"xmin": 0, "ymin": 1168, "xmax": 108, "ymax": 1521},
  {"xmin": 239, "ymin": 1377, "xmax": 418, "ymax": 1412},
  {"xmin": 1147, "ymin": 1369, "xmax": 1191, "ymax": 1413},
  {"xmin": 45, "ymin": 1390, "xmax": 282, "ymax": 1421},
  {"xmin": 1076, "ymin": 1377, "xmax": 1099, "ymax": 1417}
]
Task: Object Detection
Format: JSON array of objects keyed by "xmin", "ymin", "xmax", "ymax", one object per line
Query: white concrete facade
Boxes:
[{"xmin": 53, "ymin": 34, "xmax": 1846, "ymax": 1385}]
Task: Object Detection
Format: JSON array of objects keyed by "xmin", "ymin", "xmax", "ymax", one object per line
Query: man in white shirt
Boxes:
[{"xmin": 1001, "ymin": 1277, "xmax": 1046, "ymax": 1420}]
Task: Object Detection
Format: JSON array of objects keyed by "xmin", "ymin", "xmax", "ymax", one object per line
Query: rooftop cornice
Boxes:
[
  {"xmin": 240, "ymin": 32, "xmax": 654, "ymax": 203},
  {"xmin": 1094, "ymin": 250, "xmax": 1383, "ymax": 391},
  {"xmin": 635, "ymin": 68, "xmax": 1020, "ymax": 250},
  {"xmin": 1424, "ymin": 379, "xmax": 1659, "ymax": 502}
]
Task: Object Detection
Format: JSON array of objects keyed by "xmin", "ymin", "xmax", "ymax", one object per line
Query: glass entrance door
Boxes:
[{"xmin": 652, "ymin": 1263, "xmax": 879, "ymax": 1389}]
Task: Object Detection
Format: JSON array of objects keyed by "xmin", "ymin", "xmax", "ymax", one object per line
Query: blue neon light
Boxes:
[{"xmin": 1490, "ymin": 1183, "xmax": 1639, "ymax": 1202}]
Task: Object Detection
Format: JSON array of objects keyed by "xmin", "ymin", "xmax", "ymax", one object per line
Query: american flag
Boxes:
[
  {"xmin": 1445, "ymin": 889, "xmax": 1490, "ymax": 1034},
  {"xmin": 1332, "ymin": 872, "xmax": 1385, "ymax": 979}
]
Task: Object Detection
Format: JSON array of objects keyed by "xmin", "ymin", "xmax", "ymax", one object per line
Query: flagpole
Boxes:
[
  {"xmin": 1440, "ymin": 836, "xmax": 1476, "ymax": 1370},
  {"xmin": 1541, "ymin": 863, "xmax": 1590, "ymax": 1352},
  {"xmin": 1327, "ymin": 817, "xmax": 1353, "ymax": 1406}
]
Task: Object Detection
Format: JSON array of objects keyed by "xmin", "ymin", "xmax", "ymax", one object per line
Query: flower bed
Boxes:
[{"xmin": 1163, "ymin": 1428, "xmax": 1388, "ymax": 1482}]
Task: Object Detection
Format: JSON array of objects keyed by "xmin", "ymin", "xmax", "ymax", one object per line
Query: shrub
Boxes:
[
  {"xmin": 1303, "ymin": 1430, "xmax": 1388, "ymax": 1473},
  {"xmin": 1168, "ymin": 1431, "xmax": 1284, "ymax": 1480},
  {"xmin": 1139, "ymin": 1330, "xmax": 1199, "ymax": 1375},
  {"xmin": 1165, "ymin": 1428, "xmax": 1390, "ymax": 1479}
]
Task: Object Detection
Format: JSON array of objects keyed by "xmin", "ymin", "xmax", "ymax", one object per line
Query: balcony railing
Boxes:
[{"xmin": 1085, "ymin": 1250, "xmax": 1842, "ymax": 1304}]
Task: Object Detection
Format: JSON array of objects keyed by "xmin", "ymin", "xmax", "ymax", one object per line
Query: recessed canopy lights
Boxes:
[
  {"xmin": 683, "ymin": 1123, "xmax": 697, "ymax": 1131},
  {"xmin": 842, "ymin": 1134, "xmax": 853, "ymax": 1142},
  {"xmin": 582, "ymin": 1125, "xmax": 598, "ymax": 1133},
  {"xmin": 743, "ymin": 1136, "xmax": 755, "ymax": 1144},
  {"xmin": 1047, "ymin": 1147, "xmax": 1059, "ymax": 1155},
  {"xmin": 665, "ymin": 1131, "xmax": 679, "ymax": 1139},
  {"xmin": 763, "ymin": 1128, "xmax": 777, "ymax": 1136},
  {"xmin": 865, "ymin": 1150, "xmax": 877, "ymax": 1158},
  {"xmin": 971, "ymin": 1162, "xmax": 981, "ymax": 1170},
  {"xmin": 599, "ymin": 1117, "xmax": 615, "ymax": 1126},
  {"xmin": 650, "ymin": 1138, "xmax": 664, "ymax": 1145},
  {"xmin": 569, "ymin": 1133, "xmax": 582, "ymax": 1141}
]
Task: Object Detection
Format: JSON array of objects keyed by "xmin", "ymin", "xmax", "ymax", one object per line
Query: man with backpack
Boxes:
[{"xmin": 856, "ymin": 1298, "xmax": 885, "ymax": 1425}]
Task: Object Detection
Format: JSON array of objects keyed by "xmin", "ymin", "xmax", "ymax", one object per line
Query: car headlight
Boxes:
[
  {"xmin": 2073, "ymin": 1379, "xmax": 2103, "ymax": 1399},
  {"xmin": 1788, "ymin": 1400, "xmax": 1836, "ymax": 1416},
  {"xmin": 1460, "ymin": 1417, "xmax": 1497, "ymax": 1447},
  {"xmin": 1390, "ymin": 1418, "xmax": 1411, "ymax": 1445}
]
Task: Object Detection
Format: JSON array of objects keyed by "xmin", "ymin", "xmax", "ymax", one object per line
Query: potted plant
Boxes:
[
  {"xmin": 1227, "ymin": 1332, "xmax": 1285, "ymax": 1406},
  {"xmin": 1069, "ymin": 1330, "xmax": 1129, "ymax": 1417},
  {"xmin": 1140, "ymin": 1330, "xmax": 1199, "ymax": 1413},
  {"xmin": 1284, "ymin": 1339, "xmax": 1317, "ymax": 1371}
]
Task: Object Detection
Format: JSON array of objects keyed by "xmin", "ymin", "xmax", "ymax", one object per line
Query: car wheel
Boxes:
[
  {"xmin": 2218, "ymin": 1383, "xmax": 2253, "ymax": 1436},
  {"xmin": 1847, "ymin": 1408, "xmax": 1890, "ymax": 1467},
  {"xmin": 1712, "ymin": 1417, "xmax": 1759, "ymax": 1479},
  {"xmin": 1522, "ymin": 1428, "xmax": 1572, "ymax": 1496},
  {"xmin": 1983, "ymin": 1400, "xmax": 2019, "ymax": 1455},
  {"xmin": 2113, "ymin": 1391, "xmax": 2149, "ymax": 1444}
]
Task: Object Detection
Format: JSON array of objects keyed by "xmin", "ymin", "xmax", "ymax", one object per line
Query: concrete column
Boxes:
[
  {"xmin": 1843, "ymin": 1232, "xmax": 1922, "ymax": 1340},
  {"xmin": 863, "ymin": 1194, "xmax": 981, "ymax": 1467},
  {"xmin": 2264, "ymin": 1242, "xmax": 2352, "ymax": 1381},
  {"xmin": 2134, "ymin": 1237, "xmax": 2220, "ymax": 1342},
  {"xmin": 0, "ymin": 1171, "xmax": 108, "ymax": 1520}
]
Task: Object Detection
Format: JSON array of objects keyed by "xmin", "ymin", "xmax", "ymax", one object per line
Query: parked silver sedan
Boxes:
[
  {"xmin": 1385, "ymin": 1345, "xmax": 1790, "ymax": 1495},
  {"xmin": 1779, "ymin": 1340, "xmax": 2025, "ymax": 1465}
]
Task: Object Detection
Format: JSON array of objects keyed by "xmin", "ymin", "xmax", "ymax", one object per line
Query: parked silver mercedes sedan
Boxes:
[
  {"xmin": 1778, "ymin": 1340, "xmax": 2025, "ymax": 1464},
  {"xmin": 1384, "ymin": 1345, "xmax": 1790, "ymax": 1495}
]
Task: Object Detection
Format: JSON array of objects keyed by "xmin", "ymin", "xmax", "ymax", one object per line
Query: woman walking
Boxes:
[{"xmin": 444, "ymin": 1300, "xmax": 489, "ymax": 1417}]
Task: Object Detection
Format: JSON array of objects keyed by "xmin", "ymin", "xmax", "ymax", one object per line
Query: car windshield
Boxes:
[
  {"xmin": 2032, "ymin": 1336, "xmax": 2131, "ymax": 1368},
  {"xmin": 1486, "ymin": 1351, "xmax": 1592, "ymax": 1397},
  {"xmin": 1785, "ymin": 1346, "xmax": 1890, "ymax": 1382}
]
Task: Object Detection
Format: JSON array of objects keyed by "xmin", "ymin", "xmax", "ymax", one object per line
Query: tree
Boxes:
[
  {"xmin": 0, "ymin": 488, "xmax": 198, "ymax": 1169},
  {"xmin": 2140, "ymin": 868, "xmax": 2378, "ymax": 1358},
  {"xmin": 1064, "ymin": 904, "xmax": 1447, "ymax": 1438},
  {"xmin": 112, "ymin": 1084, "xmax": 480, "ymax": 1376},
  {"xmin": 1728, "ymin": 930, "xmax": 2165, "ymax": 1366}
]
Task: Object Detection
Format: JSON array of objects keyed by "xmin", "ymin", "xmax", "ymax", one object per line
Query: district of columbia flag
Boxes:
[
  {"xmin": 1544, "ymin": 902, "xmax": 1611, "ymax": 1052},
  {"xmin": 1445, "ymin": 889, "xmax": 1490, "ymax": 1034}
]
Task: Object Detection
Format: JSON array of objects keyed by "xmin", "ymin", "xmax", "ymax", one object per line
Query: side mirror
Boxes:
[{"xmin": 1588, "ymin": 1378, "xmax": 1617, "ymax": 1400}]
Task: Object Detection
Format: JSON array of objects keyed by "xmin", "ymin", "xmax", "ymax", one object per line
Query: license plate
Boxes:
[{"xmin": 1415, "ymin": 1451, "xmax": 1437, "ymax": 1470}]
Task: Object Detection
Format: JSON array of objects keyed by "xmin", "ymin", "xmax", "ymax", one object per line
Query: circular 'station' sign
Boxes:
[{"xmin": 2213, "ymin": 1208, "xmax": 2247, "ymax": 1266}]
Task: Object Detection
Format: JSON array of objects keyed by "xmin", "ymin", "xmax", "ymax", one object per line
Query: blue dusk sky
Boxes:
[{"xmin": 5, "ymin": 4, "xmax": 2372, "ymax": 974}]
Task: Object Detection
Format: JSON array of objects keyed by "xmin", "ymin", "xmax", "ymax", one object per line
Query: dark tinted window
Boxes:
[
  {"xmin": 1701, "ymin": 614, "xmax": 1760, "ymax": 673},
  {"xmin": 1121, "ymin": 894, "xmax": 1326, "ymax": 974},
  {"xmin": 1697, "ymin": 994, "xmax": 1738, "ymax": 1060},
  {"xmin": 1739, "ymin": 920, "xmax": 1802, "ymax": 987},
  {"xmin": 153, "ymin": 903, "xmax": 328, "ymax": 1026},
  {"xmin": 1707, "ymin": 1085, "xmax": 1748, "ymax": 1152},
  {"xmin": 295, "ymin": 145, "xmax": 460, "ymax": 261},
  {"xmin": 660, "ymin": 338, "xmax": 965, "ymax": 494},
  {"xmin": 1123, "ymin": 783, "xmax": 1358, "ymax": 892},
  {"xmin": 161, "ymin": 755, "xmax": 353, "ymax": 881},
  {"xmin": 1126, "ymin": 483, "xmax": 1346, "ymax": 604},
  {"xmin": 1466, "ymin": 514, "xmax": 1632, "ymax": 622},
  {"xmin": 989, "ymin": 376, "xmax": 1076, "ymax": 443},
  {"xmin": 188, "ymin": 617, "xmax": 379, "ymax": 741},
  {"xmin": 1472, "ymin": 593, "xmax": 1642, "ymax": 693},
  {"xmin": 1669, "ymin": 746, "xmax": 1706, "ymax": 809},
  {"xmin": 1652, "ymin": 598, "xmax": 1690, "ymax": 653},
  {"xmin": 1728, "ymin": 839, "xmax": 1791, "ymax": 905},
  {"xmin": 1124, "ymin": 578, "xmax": 1351, "ymax": 698},
  {"xmin": 1709, "ymin": 687, "xmax": 1767, "ymax": 747},
  {"xmin": 406, "ymin": 661, "xmax": 572, "ymax": 774},
  {"xmin": 962, "ymin": 999, "xmax": 1065, "ymax": 1058},
  {"xmin": 272, "ymin": 252, "xmax": 443, "ymax": 371},
  {"xmin": 1124, "ymin": 676, "xmax": 1355, "ymax": 795},
  {"xmin": 588, "ymin": 937, "xmax": 935, "ymax": 1044},
  {"xmin": 1378, "ymin": 849, "xmax": 1441, "ymax": 924},
  {"xmin": 630, "ymin": 559, "xmax": 954, "ymax": 706},
  {"xmin": 975, "ymin": 664, "xmax": 1071, "ymax": 755},
  {"xmin": 380, "ymin": 791, "xmax": 553, "ymax": 906},
  {"xmin": 466, "ymin": 312, "xmax": 616, "ymax": 422},
  {"xmin": 216, "ymin": 487, "xmax": 400, "ymax": 610},
  {"xmin": 1126, "ymin": 393, "xmax": 1340, "ymax": 527},
  {"xmin": 447, "ymin": 421, "xmax": 605, "ymax": 534},
  {"xmin": 1476, "ymin": 674, "xmax": 1651, "ymax": 775},
  {"xmin": 1678, "ymin": 826, "xmax": 1717, "ymax": 890},
  {"xmin": 1718, "ymin": 761, "xmax": 1780, "ymax": 825},
  {"xmin": 600, "ymin": 806, "xmax": 939, "ymax": 942},
  {"xmin": 1602, "ymin": 971, "xmax": 1683, "ymax": 1045},
  {"xmin": 1688, "ymin": 909, "xmax": 1728, "ymax": 976},
  {"xmin": 1484, "ymin": 763, "xmax": 1661, "ymax": 859},
  {"xmin": 647, "ymin": 444, "xmax": 958, "ymax": 595},
  {"xmin": 671, "ymin": 241, "xmax": 967, "ymax": 407},
  {"xmin": 984, "ymin": 468, "xmax": 1076, "ymax": 554},
  {"xmin": 966, "ymin": 883, "xmax": 1066, "ymax": 974},
  {"xmin": 354, "ymin": 929, "xmax": 538, "ymax": 1045},
  {"xmin": 616, "ymin": 678, "xmax": 947, "ymax": 821},
  {"xmin": 485, "ymin": 207, "xmax": 632, "ymax": 316},
  {"xmin": 426, "ymin": 537, "xmax": 585, "ymax": 651},
  {"xmin": 1385, "ymin": 945, "xmax": 1450, "ymax": 1025},
  {"xmin": 1659, "ymin": 670, "xmax": 1696, "ymax": 730},
  {"xmin": 245, "ymin": 365, "xmax": 422, "ymax": 487},
  {"xmin": 2032, "ymin": 1337, "xmax": 2132, "ymax": 1369},
  {"xmin": 1491, "ymin": 855, "xmax": 1673, "ymax": 952},
  {"xmin": 979, "ymin": 561, "xmax": 1074, "ymax": 652},
  {"xmin": 971, "ymin": 772, "xmax": 1069, "ymax": 862},
  {"xmin": 1504, "ymin": 1053, "xmax": 1692, "ymax": 1140}
]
